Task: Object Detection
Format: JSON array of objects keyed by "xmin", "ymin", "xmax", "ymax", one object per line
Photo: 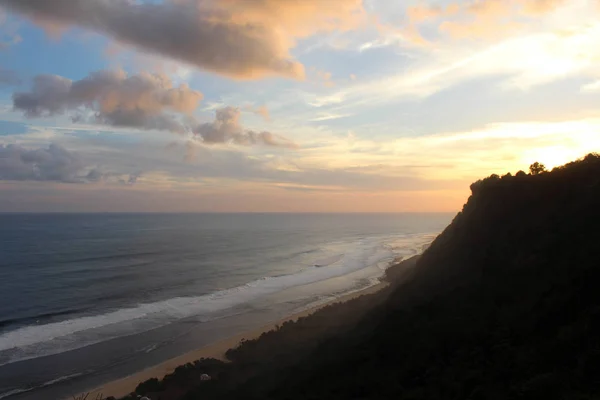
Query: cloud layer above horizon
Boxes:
[{"xmin": 0, "ymin": 0, "xmax": 599, "ymax": 212}]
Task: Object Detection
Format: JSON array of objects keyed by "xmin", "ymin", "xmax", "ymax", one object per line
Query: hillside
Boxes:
[{"xmin": 131, "ymin": 154, "xmax": 600, "ymax": 400}]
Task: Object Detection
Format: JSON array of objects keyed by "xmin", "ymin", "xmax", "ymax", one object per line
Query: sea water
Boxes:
[{"xmin": 0, "ymin": 213, "xmax": 452, "ymax": 399}]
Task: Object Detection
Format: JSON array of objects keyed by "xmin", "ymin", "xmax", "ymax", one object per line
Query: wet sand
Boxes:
[
  {"xmin": 76, "ymin": 255, "xmax": 420, "ymax": 399},
  {"xmin": 82, "ymin": 282, "xmax": 389, "ymax": 399}
]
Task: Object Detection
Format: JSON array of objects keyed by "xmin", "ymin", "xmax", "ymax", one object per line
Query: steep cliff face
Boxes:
[
  {"xmin": 411, "ymin": 153, "xmax": 600, "ymax": 293},
  {"xmin": 242, "ymin": 154, "xmax": 600, "ymax": 400},
  {"xmin": 168, "ymin": 154, "xmax": 600, "ymax": 400}
]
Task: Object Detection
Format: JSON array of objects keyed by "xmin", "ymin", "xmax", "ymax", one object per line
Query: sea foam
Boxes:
[{"xmin": 0, "ymin": 233, "xmax": 435, "ymax": 366}]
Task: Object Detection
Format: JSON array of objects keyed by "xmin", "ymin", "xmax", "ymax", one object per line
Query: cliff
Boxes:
[{"xmin": 134, "ymin": 154, "xmax": 600, "ymax": 400}]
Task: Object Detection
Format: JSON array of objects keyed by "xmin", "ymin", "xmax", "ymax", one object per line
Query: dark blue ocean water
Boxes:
[{"xmin": 0, "ymin": 213, "xmax": 452, "ymax": 399}]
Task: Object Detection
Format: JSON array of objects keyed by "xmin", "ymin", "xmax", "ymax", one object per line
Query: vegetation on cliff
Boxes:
[{"xmin": 131, "ymin": 154, "xmax": 600, "ymax": 400}]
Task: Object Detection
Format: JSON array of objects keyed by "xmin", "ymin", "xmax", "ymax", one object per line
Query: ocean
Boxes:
[{"xmin": 0, "ymin": 213, "xmax": 453, "ymax": 399}]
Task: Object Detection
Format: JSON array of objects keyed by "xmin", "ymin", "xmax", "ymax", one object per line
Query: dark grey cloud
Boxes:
[
  {"xmin": 12, "ymin": 70, "xmax": 202, "ymax": 133},
  {"xmin": 85, "ymin": 167, "xmax": 104, "ymax": 182},
  {"xmin": 0, "ymin": 142, "xmax": 143, "ymax": 184},
  {"xmin": 0, "ymin": 143, "xmax": 88, "ymax": 182},
  {"xmin": 12, "ymin": 72, "xmax": 296, "ymax": 148},
  {"xmin": 118, "ymin": 172, "xmax": 141, "ymax": 186},
  {"xmin": 194, "ymin": 107, "xmax": 297, "ymax": 148},
  {"xmin": 0, "ymin": 0, "xmax": 304, "ymax": 79}
]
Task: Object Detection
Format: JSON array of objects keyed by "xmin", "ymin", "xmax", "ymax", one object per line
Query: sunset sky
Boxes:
[{"xmin": 0, "ymin": 0, "xmax": 599, "ymax": 212}]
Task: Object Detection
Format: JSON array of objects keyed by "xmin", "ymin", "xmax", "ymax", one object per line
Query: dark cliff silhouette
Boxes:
[{"xmin": 128, "ymin": 153, "xmax": 600, "ymax": 400}]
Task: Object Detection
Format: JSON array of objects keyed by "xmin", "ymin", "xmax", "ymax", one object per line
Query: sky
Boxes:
[{"xmin": 0, "ymin": 0, "xmax": 599, "ymax": 212}]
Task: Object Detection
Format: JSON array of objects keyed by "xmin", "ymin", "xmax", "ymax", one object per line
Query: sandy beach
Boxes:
[{"xmin": 81, "ymin": 281, "xmax": 390, "ymax": 400}]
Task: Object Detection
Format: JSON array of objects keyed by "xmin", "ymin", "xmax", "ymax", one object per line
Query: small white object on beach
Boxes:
[{"xmin": 200, "ymin": 374, "xmax": 211, "ymax": 381}]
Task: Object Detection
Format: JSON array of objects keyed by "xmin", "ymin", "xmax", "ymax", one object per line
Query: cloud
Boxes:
[
  {"xmin": 6, "ymin": 115, "xmax": 597, "ymax": 212},
  {"xmin": 244, "ymin": 104, "xmax": 271, "ymax": 121},
  {"xmin": 12, "ymin": 70, "xmax": 203, "ymax": 133},
  {"xmin": 184, "ymin": 140, "xmax": 197, "ymax": 163},
  {"xmin": 11, "ymin": 71, "xmax": 294, "ymax": 148},
  {"xmin": 313, "ymin": 69, "xmax": 335, "ymax": 87},
  {"xmin": 194, "ymin": 107, "xmax": 297, "ymax": 148},
  {"xmin": 0, "ymin": 0, "xmax": 364, "ymax": 80},
  {"xmin": 310, "ymin": 113, "xmax": 352, "ymax": 122},
  {"xmin": 0, "ymin": 140, "xmax": 149, "ymax": 185},
  {"xmin": 213, "ymin": 0, "xmax": 365, "ymax": 35},
  {"xmin": 521, "ymin": 0, "xmax": 568, "ymax": 15},
  {"xmin": 84, "ymin": 167, "xmax": 104, "ymax": 182},
  {"xmin": 300, "ymin": 19, "xmax": 600, "ymax": 114},
  {"xmin": 581, "ymin": 80, "xmax": 600, "ymax": 93},
  {"xmin": 406, "ymin": 3, "xmax": 459, "ymax": 24},
  {"xmin": 118, "ymin": 171, "xmax": 141, "ymax": 186},
  {"xmin": 405, "ymin": 0, "xmax": 572, "ymax": 43},
  {"xmin": 0, "ymin": 143, "xmax": 92, "ymax": 182},
  {"xmin": 407, "ymin": 0, "xmax": 568, "ymax": 24},
  {"xmin": 77, "ymin": 135, "xmax": 458, "ymax": 193},
  {"xmin": 0, "ymin": 0, "xmax": 301, "ymax": 79}
]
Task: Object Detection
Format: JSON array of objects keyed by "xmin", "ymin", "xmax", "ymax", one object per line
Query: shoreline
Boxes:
[
  {"xmin": 76, "ymin": 255, "xmax": 419, "ymax": 400},
  {"xmin": 81, "ymin": 280, "xmax": 392, "ymax": 399}
]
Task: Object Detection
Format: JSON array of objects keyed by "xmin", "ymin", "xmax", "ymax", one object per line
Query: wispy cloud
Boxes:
[
  {"xmin": 580, "ymin": 80, "xmax": 600, "ymax": 93},
  {"xmin": 302, "ymin": 18, "xmax": 600, "ymax": 114},
  {"xmin": 310, "ymin": 113, "xmax": 352, "ymax": 122},
  {"xmin": 2, "ymin": 115, "xmax": 599, "ymax": 211},
  {"xmin": 1, "ymin": 0, "xmax": 600, "ymax": 212}
]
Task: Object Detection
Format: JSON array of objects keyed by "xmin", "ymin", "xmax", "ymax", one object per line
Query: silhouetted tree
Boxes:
[
  {"xmin": 529, "ymin": 162, "xmax": 546, "ymax": 175},
  {"xmin": 135, "ymin": 378, "xmax": 162, "ymax": 395}
]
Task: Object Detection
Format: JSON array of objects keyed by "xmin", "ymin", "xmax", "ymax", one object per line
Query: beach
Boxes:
[
  {"xmin": 82, "ymin": 281, "xmax": 391, "ymax": 399},
  {"xmin": 1, "ymin": 214, "xmax": 445, "ymax": 400},
  {"xmin": 81, "ymin": 255, "xmax": 420, "ymax": 399}
]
